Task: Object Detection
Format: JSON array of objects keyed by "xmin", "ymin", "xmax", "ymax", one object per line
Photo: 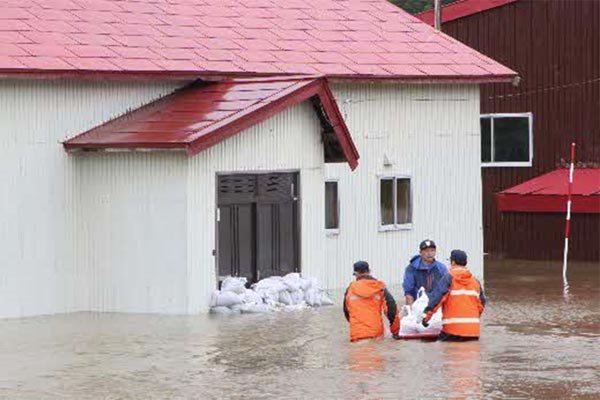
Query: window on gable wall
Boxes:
[
  {"xmin": 325, "ymin": 181, "xmax": 339, "ymax": 232},
  {"xmin": 481, "ymin": 113, "xmax": 533, "ymax": 167},
  {"xmin": 380, "ymin": 176, "xmax": 412, "ymax": 230}
]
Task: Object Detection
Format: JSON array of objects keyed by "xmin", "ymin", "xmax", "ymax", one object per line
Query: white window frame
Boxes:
[
  {"xmin": 325, "ymin": 179, "xmax": 340, "ymax": 236},
  {"xmin": 378, "ymin": 174, "xmax": 413, "ymax": 232},
  {"xmin": 481, "ymin": 112, "xmax": 533, "ymax": 168}
]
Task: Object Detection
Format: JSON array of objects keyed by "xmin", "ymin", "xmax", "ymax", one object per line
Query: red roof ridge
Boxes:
[{"xmin": 417, "ymin": 0, "xmax": 518, "ymax": 25}]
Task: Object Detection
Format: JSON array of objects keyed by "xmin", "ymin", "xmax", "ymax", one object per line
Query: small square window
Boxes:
[
  {"xmin": 380, "ymin": 176, "xmax": 412, "ymax": 230},
  {"xmin": 325, "ymin": 181, "xmax": 339, "ymax": 231},
  {"xmin": 481, "ymin": 113, "xmax": 533, "ymax": 167}
]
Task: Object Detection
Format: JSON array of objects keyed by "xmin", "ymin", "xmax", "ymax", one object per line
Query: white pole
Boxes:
[{"xmin": 562, "ymin": 143, "xmax": 576, "ymax": 297}]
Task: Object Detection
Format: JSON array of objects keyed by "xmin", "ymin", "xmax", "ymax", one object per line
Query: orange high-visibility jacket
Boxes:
[
  {"xmin": 425, "ymin": 266, "xmax": 486, "ymax": 338},
  {"xmin": 344, "ymin": 277, "xmax": 400, "ymax": 342}
]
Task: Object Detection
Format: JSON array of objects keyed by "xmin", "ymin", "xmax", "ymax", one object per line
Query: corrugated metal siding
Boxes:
[
  {"xmin": 186, "ymin": 101, "xmax": 325, "ymax": 313},
  {"xmin": 442, "ymin": 0, "xmax": 600, "ymax": 261},
  {"xmin": 326, "ymin": 83, "xmax": 484, "ymax": 291},
  {"xmin": 74, "ymin": 153, "xmax": 188, "ymax": 313},
  {"xmin": 0, "ymin": 79, "xmax": 183, "ymax": 318}
]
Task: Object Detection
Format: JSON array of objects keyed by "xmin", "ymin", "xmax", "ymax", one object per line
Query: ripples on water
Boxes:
[{"xmin": 0, "ymin": 260, "xmax": 598, "ymax": 399}]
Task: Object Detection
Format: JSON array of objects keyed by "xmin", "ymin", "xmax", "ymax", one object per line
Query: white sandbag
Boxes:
[
  {"xmin": 243, "ymin": 289, "xmax": 263, "ymax": 305},
  {"xmin": 210, "ymin": 306, "xmax": 233, "ymax": 314},
  {"xmin": 240, "ymin": 303, "xmax": 272, "ymax": 314},
  {"xmin": 221, "ymin": 276, "xmax": 247, "ymax": 294},
  {"xmin": 410, "ymin": 287, "xmax": 429, "ymax": 319},
  {"xmin": 230, "ymin": 304, "xmax": 243, "ymax": 313},
  {"xmin": 254, "ymin": 277, "xmax": 286, "ymax": 293},
  {"xmin": 283, "ymin": 304, "xmax": 307, "ymax": 312},
  {"xmin": 320, "ymin": 292, "xmax": 334, "ymax": 306},
  {"xmin": 209, "ymin": 290, "xmax": 220, "ymax": 308},
  {"xmin": 299, "ymin": 277, "xmax": 312, "ymax": 291},
  {"xmin": 290, "ymin": 289, "xmax": 305, "ymax": 305},
  {"xmin": 279, "ymin": 290, "xmax": 293, "ymax": 305},
  {"xmin": 305, "ymin": 287, "xmax": 322, "ymax": 307},
  {"xmin": 282, "ymin": 273, "xmax": 303, "ymax": 292},
  {"xmin": 214, "ymin": 291, "xmax": 243, "ymax": 308}
]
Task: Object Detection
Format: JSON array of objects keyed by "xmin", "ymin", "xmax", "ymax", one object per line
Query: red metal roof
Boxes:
[
  {"xmin": 63, "ymin": 76, "xmax": 360, "ymax": 170},
  {"xmin": 0, "ymin": 0, "xmax": 516, "ymax": 82},
  {"xmin": 417, "ymin": 0, "xmax": 517, "ymax": 25},
  {"xmin": 497, "ymin": 169, "xmax": 600, "ymax": 214}
]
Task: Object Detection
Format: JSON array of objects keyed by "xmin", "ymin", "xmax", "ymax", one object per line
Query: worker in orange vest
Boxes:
[
  {"xmin": 344, "ymin": 261, "xmax": 400, "ymax": 342},
  {"xmin": 422, "ymin": 250, "xmax": 486, "ymax": 341}
]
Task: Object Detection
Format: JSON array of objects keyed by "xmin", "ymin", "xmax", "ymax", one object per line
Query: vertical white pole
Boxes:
[
  {"xmin": 562, "ymin": 143, "xmax": 576, "ymax": 296},
  {"xmin": 434, "ymin": 0, "xmax": 442, "ymax": 30}
]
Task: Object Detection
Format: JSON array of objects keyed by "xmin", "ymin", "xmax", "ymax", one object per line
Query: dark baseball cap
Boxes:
[
  {"xmin": 353, "ymin": 261, "xmax": 370, "ymax": 273},
  {"xmin": 419, "ymin": 239, "xmax": 436, "ymax": 250},
  {"xmin": 450, "ymin": 250, "xmax": 468, "ymax": 266}
]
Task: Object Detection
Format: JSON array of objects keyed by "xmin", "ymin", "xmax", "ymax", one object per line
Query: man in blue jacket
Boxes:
[{"xmin": 403, "ymin": 239, "xmax": 448, "ymax": 305}]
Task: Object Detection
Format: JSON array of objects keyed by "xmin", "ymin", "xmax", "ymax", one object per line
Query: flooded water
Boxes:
[{"xmin": 1, "ymin": 260, "xmax": 599, "ymax": 399}]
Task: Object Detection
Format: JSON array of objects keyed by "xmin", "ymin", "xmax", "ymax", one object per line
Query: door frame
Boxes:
[{"xmin": 214, "ymin": 169, "xmax": 302, "ymax": 287}]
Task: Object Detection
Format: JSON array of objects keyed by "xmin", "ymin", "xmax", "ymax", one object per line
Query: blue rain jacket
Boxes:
[{"xmin": 402, "ymin": 255, "xmax": 448, "ymax": 299}]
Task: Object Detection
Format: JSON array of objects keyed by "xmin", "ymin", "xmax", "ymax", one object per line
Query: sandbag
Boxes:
[
  {"xmin": 282, "ymin": 273, "xmax": 303, "ymax": 292},
  {"xmin": 279, "ymin": 290, "xmax": 293, "ymax": 305},
  {"xmin": 243, "ymin": 289, "xmax": 263, "ymax": 305},
  {"xmin": 221, "ymin": 277, "xmax": 247, "ymax": 294},
  {"xmin": 305, "ymin": 287, "xmax": 322, "ymax": 307},
  {"xmin": 399, "ymin": 288, "xmax": 443, "ymax": 336},
  {"xmin": 320, "ymin": 292, "xmax": 334, "ymax": 306},
  {"xmin": 214, "ymin": 291, "xmax": 243, "ymax": 308},
  {"xmin": 290, "ymin": 289, "xmax": 305, "ymax": 305}
]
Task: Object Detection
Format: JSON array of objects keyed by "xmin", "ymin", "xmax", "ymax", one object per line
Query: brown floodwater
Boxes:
[{"xmin": 1, "ymin": 260, "xmax": 599, "ymax": 399}]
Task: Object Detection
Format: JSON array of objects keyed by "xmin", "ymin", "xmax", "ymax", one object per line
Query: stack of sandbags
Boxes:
[
  {"xmin": 399, "ymin": 287, "xmax": 443, "ymax": 336},
  {"xmin": 209, "ymin": 273, "xmax": 334, "ymax": 315}
]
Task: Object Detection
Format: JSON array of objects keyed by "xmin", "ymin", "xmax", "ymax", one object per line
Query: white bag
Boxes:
[
  {"xmin": 320, "ymin": 292, "xmax": 334, "ymax": 306},
  {"xmin": 214, "ymin": 291, "xmax": 243, "ymax": 308},
  {"xmin": 283, "ymin": 273, "xmax": 303, "ymax": 292},
  {"xmin": 221, "ymin": 277, "xmax": 247, "ymax": 294},
  {"xmin": 290, "ymin": 289, "xmax": 305, "ymax": 305},
  {"xmin": 243, "ymin": 289, "xmax": 263, "ymax": 305},
  {"xmin": 279, "ymin": 290, "xmax": 293, "ymax": 305},
  {"xmin": 399, "ymin": 288, "xmax": 443, "ymax": 336},
  {"xmin": 305, "ymin": 287, "xmax": 322, "ymax": 307}
]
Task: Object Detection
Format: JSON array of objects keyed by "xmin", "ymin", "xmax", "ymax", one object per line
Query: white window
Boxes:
[
  {"xmin": 379, "ymin": 176, "xmax": 412, "ymax": 231},
  {"xmin": 325, "ymin": 180, "xmax": 339, "ymax": 234},
  {"xmin": 481, "ymin": 113, "xmax": 533, "ymax": 167}
]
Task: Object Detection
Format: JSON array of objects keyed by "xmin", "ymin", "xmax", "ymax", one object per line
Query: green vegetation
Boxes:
[{"xmin": 389, "ymin": 0, "xmax": 455, "ymax": 15}]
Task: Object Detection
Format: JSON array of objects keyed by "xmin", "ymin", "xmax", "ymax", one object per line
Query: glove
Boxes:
[{"xmin": 421, "ymin": 313, "xmax": 430, "ymax": 327}]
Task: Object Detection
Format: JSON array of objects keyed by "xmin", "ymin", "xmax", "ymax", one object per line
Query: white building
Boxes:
[{"xmin": 0, "ymin": 0, "xmax": 515, "ymax": 318}]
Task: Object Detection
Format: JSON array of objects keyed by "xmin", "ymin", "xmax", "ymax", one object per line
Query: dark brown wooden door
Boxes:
[{"xmin": 217, "ymin": 172, "xmax": 299, "ymax": 283}]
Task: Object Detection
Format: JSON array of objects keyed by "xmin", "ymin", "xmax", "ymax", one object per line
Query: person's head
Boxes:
[
  {"xmin": 353, "ymin": 260, "xmax": 370, "ymax": 278},
  {"xmin": 449, "ymin": 249, "xmax": 468, "ymax": 267},
  {"xmin": 419, "ymin": 239, "xmax": 437, "ymax": 264}
]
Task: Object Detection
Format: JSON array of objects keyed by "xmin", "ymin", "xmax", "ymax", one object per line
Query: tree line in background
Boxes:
[{"xmin": 390, "ymin": 0, "xmax": 455, "ymax": 15}]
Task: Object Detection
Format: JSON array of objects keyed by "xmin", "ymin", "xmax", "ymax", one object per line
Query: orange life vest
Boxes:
[
  {"xmin": 345, "ymin": 279, "xmax": 399, "ymax": 342},
  {"xmin": 439, "ymin": 267, "xmax": 484, "ymax": 337}
]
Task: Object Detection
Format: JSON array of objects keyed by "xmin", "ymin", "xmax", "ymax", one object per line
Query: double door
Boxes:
[{"xmin": 217, "ymin": 172, "xmax": 300, "ymax": 284}]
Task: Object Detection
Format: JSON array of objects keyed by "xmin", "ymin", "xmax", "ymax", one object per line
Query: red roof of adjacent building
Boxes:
[
  {"xmin": 0, "ymin": 0, "xmax": 516, "ymax": 82},
  {"xmin": 497, "ymin": 169, "xmax": 600, "ymax": 214},
  {"xmin": 63, "ymin": 76, "xmax": 359, "ymax": 169},
  {"xmin": 417, "ymin": 0, "xmax": 517, "ymax": 25}
]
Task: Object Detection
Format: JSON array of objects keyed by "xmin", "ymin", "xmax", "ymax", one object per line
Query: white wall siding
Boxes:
[
  {"xmin": 186, "ymin": 101, "xmax": 326, "ymax": 313},
  {"xmin": 73, "ymin": 153, "xmax": 188, "ymax": 313},
  {"xmin": 0, "ymin": 79, "xmax": 182, "ymax": 318},
  {"xmin": 326, "ymin": 83, "xmax": 483, "ymax": 293}
]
